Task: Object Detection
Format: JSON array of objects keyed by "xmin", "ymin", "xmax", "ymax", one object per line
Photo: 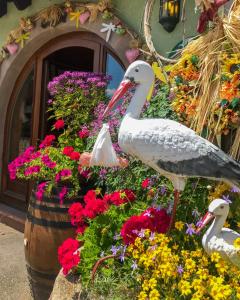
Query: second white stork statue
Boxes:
[{"xmin": 103, "ymin": 61, "xmax": 240, "ymax": 229}]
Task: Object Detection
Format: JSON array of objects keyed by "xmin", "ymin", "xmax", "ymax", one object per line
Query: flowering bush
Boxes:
[
  {"xmin": 8, "ymin": 71, "xmax": 111, "ymax": 200},
  {"xmin": 128, "ymin": 230, "xmax": 240, "ymax": 300},
  {"xmin": 47, "ymin": 71, "xmax": 111, "ymax": 149}
]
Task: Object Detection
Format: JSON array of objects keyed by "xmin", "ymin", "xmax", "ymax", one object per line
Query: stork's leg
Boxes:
[{"xmin": 168, "ymin": 190, "xmax": 180, "ymax": 232}]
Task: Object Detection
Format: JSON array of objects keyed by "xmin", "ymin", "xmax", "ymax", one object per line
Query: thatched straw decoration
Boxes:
[
  {"xmin": 230, "ymin": 128, "xmax": 240, "ymax": 160},
  {"xmin": 182, "ymin": 21, "xmax": 225, "ymax": 133},
  {"xmin": 34, "ymin": 5, "xmax": 65, "ymax": 27},
  {"xmin": 223, "ymin": 2, "xmax": 240, "ymax": 52}
]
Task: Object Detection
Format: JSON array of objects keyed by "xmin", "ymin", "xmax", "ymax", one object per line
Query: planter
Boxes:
[{"xmin": 24, "ymin": 187, "xmax": 82, "ymax": 300}]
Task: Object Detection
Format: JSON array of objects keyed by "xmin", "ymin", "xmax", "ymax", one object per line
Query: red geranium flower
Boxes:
[
  {"xmin": 58, "ymin": 238, "xmax": 80, "ymax": 276},
  {"xmin": 142, "ymin": 178, "xmax": 150, "ymax": 189},
  {"xmin": 141, "ymin": 208, "xmax": 170, "ymax": 234},
  {"xmin": 68, "ymin": 202, "xmax": 84, "ymax": 226},
  {"xmin": 39, "ymin": 135, "xmax": 56, "ymax": 149},
  {"xmin": 63, "ymin": 146, "xmax": 74, "ymax": 156},
  {"xmin": 54, "ymin": 119, "xmax": 65, "ymax": 130},
  {"xmin": 76, "ymin": 223, "xmax": 88, "ymax": 235},
  {"xmin": 106, "ymin": 189, "xmax": 136, "ymax": 206},
  {"xmin": 120, "ymin": 207, "xmax": 170, "ymax": 245},
  {"xmin": 70, "ymin": 152, "xmax": 80, "ymax": 161},
  {"xmin": 121, "ymin": 215, "xmax": 154, "ymax": 245}
]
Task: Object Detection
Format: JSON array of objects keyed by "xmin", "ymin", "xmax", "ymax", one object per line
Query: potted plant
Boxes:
[{"xmin": 8, "ymin": 70, "xmax": 111, "ymax": 300}]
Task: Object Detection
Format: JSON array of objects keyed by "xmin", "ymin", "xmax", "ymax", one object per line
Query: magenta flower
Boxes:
[
  {"xmin": 59, "ymin": 186, "xmax": 68, "ymax": 205},
  {"xmin": 24, "ymin": 166, "xmax": 41, "ymax": 176}
]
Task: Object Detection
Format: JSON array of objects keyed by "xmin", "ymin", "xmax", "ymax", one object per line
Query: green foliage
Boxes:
[{"xmin": 142, "ymin": 85, "xmax": 178, "ymax": 120}]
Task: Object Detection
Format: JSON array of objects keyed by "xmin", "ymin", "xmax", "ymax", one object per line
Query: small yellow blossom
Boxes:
[
  {"xmin": 175, "ymin": 221, "xmax": 184, "ymax": 231},
  {"xmin": 210, "ymin": 252, "xmax": 221, "ymax": 262},
  {"xmin": 149, "ymin": 289, "xmax": 160, "ymax": 300},
  {"xmin": 234, "ymin": 238, "xmax": 240, "ymax": 249}
]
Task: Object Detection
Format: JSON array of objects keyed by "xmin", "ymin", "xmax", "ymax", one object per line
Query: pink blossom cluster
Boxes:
[
  {"xmin": 8, "ymin": 146, "xmax": 40, "ymax": 180},
  {"xmin": 55, "ymin": 169, "xmax": 72, "ymax": 182},
  {"xmin": 41, "ymin": 155, "xmax": 56, "ymax": 169},
  {"xmin": 35, "ymin": 182, "xmax": 48, "ymax": 201}
]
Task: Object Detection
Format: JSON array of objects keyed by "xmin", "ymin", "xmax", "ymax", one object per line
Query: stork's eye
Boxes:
[
  {"xmin": 135, "ymin": 68, "xmax": 139, "ymax": 73},
  {"xmin": 220, "ymin": 205, "xmax": 224, "ymax": 209}
]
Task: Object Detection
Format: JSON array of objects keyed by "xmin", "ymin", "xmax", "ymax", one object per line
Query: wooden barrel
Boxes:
[{"xmin": 24, "ymin": 189, "xmax": 81, "ymax": 300}]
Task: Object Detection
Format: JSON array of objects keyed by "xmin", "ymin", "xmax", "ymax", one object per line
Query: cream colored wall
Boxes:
[{"xmin": 0, "ymin": 0, "xmax": 198, "ymax": 56}]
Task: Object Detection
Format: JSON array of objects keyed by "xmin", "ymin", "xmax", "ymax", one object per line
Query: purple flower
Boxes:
[
  {"xmin": 231, "ymin": 186, "xmax": 240, "ymax": 193},
  {"xmin": 156, "ymin": 205, "xmax": 162, "ymax": 212},
  {"xmin": 138, "ymin": 229, "xmax": 145, "ymax": 238},
  {"xmin": 149, "ymin": 232, "xmax": 155, "ymax": 241},
  {"xmin": 99, "ymin": 169, "xmax": 107, "ymax": 179},
  {"xmin": 160, "ymin": 185, "xmax": 167, "ymax": 195},
  {"xmin": 185, "ymin": 223, "xmax": 195, "ymax": 235},
  {"xmin": 222, "ymin": 195, "xmax": 232, "ymax": 204},
  {"xmin": 48, "ymin": 99, "xmax": 53, "ymax": 104},
  {"xmin": 110, "ymin": 245, "xmax": 119, "ymax": 256},
  {"xmin": 177, "ymin": 265, "xmax": 184, "ymax": 275},
  {"xmin": 119, "ymin": 253, "xmax": 125, "ymax": 262},
  {"xmin": 113, "ymin": 232, "xmax": 121, "ymax": 240},
  {"xmin": 131, "ymin": 261, "xmax": 138, "ymax": 271}
]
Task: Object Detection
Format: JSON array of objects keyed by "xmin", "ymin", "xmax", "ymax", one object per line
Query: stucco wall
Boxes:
[{"xmin": 0, "ymin": 0, "xmax": 198, "ymax": 56}]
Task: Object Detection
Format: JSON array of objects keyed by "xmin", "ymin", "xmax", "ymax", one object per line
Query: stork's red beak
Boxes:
[
  {"xmin": 103, "ymin": 79, "xmax": 134, "ymax": 118},
  {"xmin": 195, "ymin": 211, "xmax": 214, "ymax": 233}
]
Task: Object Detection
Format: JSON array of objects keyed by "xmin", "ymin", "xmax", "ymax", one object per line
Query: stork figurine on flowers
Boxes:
[{"xmin": 102, "ymin": 60, "xmax": 240, "ymax": 230}]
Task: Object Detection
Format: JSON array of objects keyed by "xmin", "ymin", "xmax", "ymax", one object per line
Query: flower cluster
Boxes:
[
  {"xmin": 47, "ymin": 71, "xmax": 110, "ymax": 97},
  {"xmin": 127, "ymin": 230, "xmax": 240, "ymax": 300},
  {"xmin": 210, "ymin": 53, "xmax": 240, "ymax": 135},
  {"xmin": 68, "ymin": 190, "xmax": 108, "ymax": 234},
  {"xmin": 169, "ymin": 54, "xmax": 200, "ymax": 127},
  {"xmin": 9, "ymin": 143, "xmax": 84, "ymax": 201},
  {"xmin": 121, "ymin": 207, "xmax": 170, "ymax": 245},
  {"xmin": 68, "ymin": 189, "xmax": 136, "ymax": 234},
  {"xmin": 58, "ymin": 238, "xmax": 80, "ymax": 276}
]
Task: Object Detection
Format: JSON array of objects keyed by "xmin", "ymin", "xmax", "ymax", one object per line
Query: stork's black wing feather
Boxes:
[{"xmin": 157, "ymin": 150, "xmax": 240, "ymax": 182}]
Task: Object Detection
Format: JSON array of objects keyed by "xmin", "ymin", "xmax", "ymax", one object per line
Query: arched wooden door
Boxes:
[{"xmin": 1, "ymin": 31, "xmax": 125, "ymax": 211}]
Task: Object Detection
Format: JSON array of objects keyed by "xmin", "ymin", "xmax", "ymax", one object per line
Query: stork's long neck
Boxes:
[
  {"xmin": 125, "ymin": 79, "xmax": 153, "ymax": 119},
  {"xmin": 205, "ymin": 212, "xmax": 228, "ymax": 239}
]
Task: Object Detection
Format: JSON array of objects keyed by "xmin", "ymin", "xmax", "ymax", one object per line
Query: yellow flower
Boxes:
[
  {"xmin": 237, "ymin": 222, "xmax": 240, "ymax": 228},
  {"xmin": 178, "ymin": 280, "xmax": 192, "ymax": 296},
  {"xmin": 185, "ymin": 258, "xmax": 196, "ymax": 271},
  {"xmin": 210, "ymin": 252, "xmax": 221, "ymax": 262},
  {"xmin": 234, "ymin": 238, "xmax": 240, "ymax": 249},
  {"xmin": 149, "ymin": 289, "xmax": 160, "ymax": 300},
  {"xmin": 138, "ymin": 291, "xmax": 148, "ymax": 300},
  {"xmin": 149, "ymin": 278, "xmax": 157, "ymax": 289},
  {"xmin": 175, "ymin": 221, "xmax": 184, "ymax": 231}
]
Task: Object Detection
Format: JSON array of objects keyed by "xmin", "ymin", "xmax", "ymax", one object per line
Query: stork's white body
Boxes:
[
  {"xmin": 115, "ymin": 61, "xmax": 240, "ymax": 191},
  {"xmin": 201, "ymin": 199, "xmax": 240, "ymax": 268}
]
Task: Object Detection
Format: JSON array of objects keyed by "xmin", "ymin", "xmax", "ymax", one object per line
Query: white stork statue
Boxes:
[
  {"xmin": 196, "ymin": 199, "xmax": 240, "ymax": 268},
  {"xmin": 103, "ymin": 60, "xmax": 240, "ymax": 229}
]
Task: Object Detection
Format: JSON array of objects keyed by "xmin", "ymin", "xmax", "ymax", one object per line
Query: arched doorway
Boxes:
[{"xmin": 1, "ymin": 31, "xmax": 125, "ymax": 211}]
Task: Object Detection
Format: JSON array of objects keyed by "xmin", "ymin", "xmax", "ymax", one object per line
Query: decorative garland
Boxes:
[{"xmin": 0, "ymin": 0, "xmax": 154, "ymax": 67}]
